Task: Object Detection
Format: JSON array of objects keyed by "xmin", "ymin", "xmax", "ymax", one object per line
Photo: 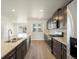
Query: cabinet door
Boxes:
[
  {"xmin": 53, "ymin": 45, "xmax": 61, "ymax": 59},
  {"xmin": 16, "ymin": 44, "xmax": 22, "ymax": 59},
  {"xmin": 21, "ymin": 42, "xmax": 26, "ymax": 59},
  {"xmin": 53, "ymin": 39, "xmax": 62, "ymax": 59},
  {"xmin": 16, "ymin": 40, "xmax": 27, "ymax": 59},
  {"xmin": 25, "ymin": 39, "xmax": 27, "ymax": 55},
  {"xmin": 62, "ymin": 44, "xmax": 67, "ymax": 59},
  {"xmin": 51, "ymin": 38, "xmax": 53, "ymax": 53}
]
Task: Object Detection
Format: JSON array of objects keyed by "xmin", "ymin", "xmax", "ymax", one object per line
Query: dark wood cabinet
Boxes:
[
  {"xmin": 51, "ymin": 38, "xmax": 53, "ymax": 53},
  {"xmin": 53, "ymin": 39, "xmax": 62, "ymax": 59},
  {"xmin": 9, "ymin": 54, "xmax": 16, "ymax": 59},
  {"xmin": 47, "ymin": 7, "xmax": 67, "ymax": 30},
  {"xmin": 25, "ymin": 39, "xmax": 27, "ymax": 55},
  {"xmin": 53, "ymin": 46, "xmax": 61, "ymax": 59},
  {"xmin": 61, "ymin": 44, "xmax": 67, "ymax": 59},
  {"xmin": 16, "ymin": 40, "xmax": 27, "ymax": 59},
  {"xmin": 8, "ymin": 50, "xmax": 16, "ymax": 59},
  {"xmin": 44, "ymin": 34, "xmax": 51, "ymax": 48},
  {"xmin": 51, "ymin": 38, "xmax": 67, "ymax": 59},
  {"xmin": 2, "ymin": 49, "xmax": 16, "ymax": 59},
  {"xmin": 16, "ymin": 43, "xmax": 23, "ymax": 59},
  {"xmin": 22, "ymin": 40, "xmax": 27, "ymax": 58}
]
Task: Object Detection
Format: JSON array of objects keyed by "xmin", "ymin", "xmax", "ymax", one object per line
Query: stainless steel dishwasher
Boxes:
[{"xmin": 27, "ymin": 36, "xmax": 31, "ymax": 51}]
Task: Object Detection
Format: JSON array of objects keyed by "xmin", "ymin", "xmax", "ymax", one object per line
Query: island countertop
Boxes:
[{"xmin": 1, "ymin": 38, "xmax": 26, "ymax": 58}]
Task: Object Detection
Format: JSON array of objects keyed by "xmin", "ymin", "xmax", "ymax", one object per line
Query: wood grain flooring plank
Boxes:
[{"xmin": 24, "ymin": 40, "xmax": 56, "ymax": 59}]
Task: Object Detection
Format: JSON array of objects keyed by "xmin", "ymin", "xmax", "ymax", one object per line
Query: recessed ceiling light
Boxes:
[
  {"xmin": 12, "ymin": 9, "xmax": 16, "ymax": 12},
  {"xmin": 40, "ymin": 9, "xmax": 44, "ymax": 12}
]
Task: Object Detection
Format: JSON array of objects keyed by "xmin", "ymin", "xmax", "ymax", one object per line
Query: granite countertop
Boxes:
[
  {"xmin": 47, "ymin": 32, "xmax": 67, "ymax": 46},
  {"xmin": 1, "ymin": 38, "xmax": 26, "ymax": 58},
  {"xmin": 52, "ymin": 37, "xmax": 67, "ymax": 46},
  {"xmin": 44, "ymin": 32, "xmax": 67, "ymax": 46}
]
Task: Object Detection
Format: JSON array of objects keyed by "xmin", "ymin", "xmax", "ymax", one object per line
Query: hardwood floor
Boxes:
[{"xmin": 24, "ymin": 40, "xmax": 56, "ymax": 59}]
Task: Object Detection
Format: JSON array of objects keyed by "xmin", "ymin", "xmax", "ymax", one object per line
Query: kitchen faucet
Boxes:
[{"xmin": 8, "ymin": 29, "xmax": 12, "ymax": 41}]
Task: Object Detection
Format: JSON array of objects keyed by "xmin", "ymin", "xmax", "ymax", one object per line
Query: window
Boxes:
[{"xmin": 33, "ymin": 24, "xmax": 42, "ymax": 32}]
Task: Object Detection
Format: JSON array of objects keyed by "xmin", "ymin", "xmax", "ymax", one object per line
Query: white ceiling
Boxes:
[{"xmin": 1, "ymin": 0, "xmax": 68, "ymax": 21}]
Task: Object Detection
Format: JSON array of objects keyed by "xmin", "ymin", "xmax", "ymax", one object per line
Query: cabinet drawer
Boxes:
[{"xmin": 53, "ymin": 39, "xmax": 61, "ymax": 47}]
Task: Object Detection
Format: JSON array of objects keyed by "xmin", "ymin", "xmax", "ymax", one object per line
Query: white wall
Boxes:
[
  {"xmin": 27, "ymin": 18, "xmax": 47, "ymax": 40},
  {"xmin": 1, "ymin": 16, "xmax": 28, "ymax": 40},
  {"xmin": 1, "ymin": 16, "xmax": 47, "ymax": 40}
]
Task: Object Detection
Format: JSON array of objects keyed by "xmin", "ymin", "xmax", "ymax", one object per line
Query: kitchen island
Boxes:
[{"xmin": 1, "ymin": 37, "xmax": 31, "ymax": 59}]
